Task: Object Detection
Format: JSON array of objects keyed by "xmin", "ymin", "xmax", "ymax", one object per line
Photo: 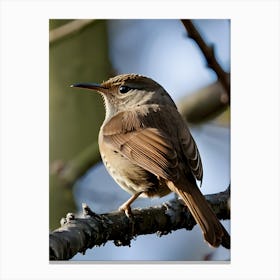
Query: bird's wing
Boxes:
[
  {"xmin": 179, "ymin": 126, "xmax": 203, "ymax": 182},
  {"xmin": 102, "ymin": 110, "xmax": 179, "ymax": 181}
]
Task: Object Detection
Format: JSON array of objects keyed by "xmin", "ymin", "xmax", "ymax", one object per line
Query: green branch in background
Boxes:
[
  {"xmin": 49, "ymin": 19, "xmax": 96, "ymax": 44},
  {"xmin": 49, "ymin": 19, "xmax": 111, "ymax": 228},
  {"xmin": 177, "ymin": 81, "xmax": 230, "ymax": 125},
  {"xmin": 50, "ymin": 141, "xmax": 100, "ymax": 185}
]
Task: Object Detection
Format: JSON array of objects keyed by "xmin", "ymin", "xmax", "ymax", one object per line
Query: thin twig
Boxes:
[{"xmin": 181, "ymin": 20, "xmax": 230, "ymax": 103}]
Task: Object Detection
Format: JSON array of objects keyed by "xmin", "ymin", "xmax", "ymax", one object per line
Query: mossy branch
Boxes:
[{"xmin": 49, "ymin": 187, "xmax": 230, "ymax": 260}]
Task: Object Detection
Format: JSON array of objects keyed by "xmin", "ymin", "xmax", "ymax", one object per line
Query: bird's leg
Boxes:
[{"xmin": 119, "ymin": 192, "xmax": 143, "ymax": 218}]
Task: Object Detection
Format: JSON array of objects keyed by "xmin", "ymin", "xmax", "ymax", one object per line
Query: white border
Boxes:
[{"xmin": 1, "ymin": 0, "xmax": 279, "ymax": 279}]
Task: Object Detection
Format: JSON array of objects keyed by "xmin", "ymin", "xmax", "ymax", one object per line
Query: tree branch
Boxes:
[
  {"xmin": 50, "ymin": 141, "xmax": 100, "ymax": 186},
  {"xmin": 181, "ymin": 19, "xmax": 230, "ymax": 104},
  {"xmin": 177, "ymin": 81, "xmax": 229, "ymax": 124},
  {"xmin": 49, "ymin": 19, "xmax": 96, "ymax": 44},
  {"xmin": 49, "ymin": 187, "xmax": 230, "ymax": 260}
]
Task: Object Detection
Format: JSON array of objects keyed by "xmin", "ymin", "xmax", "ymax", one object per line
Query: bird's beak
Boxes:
[{"xmin": 70, "ymin": 83, "xmax": 108, "ymax": 94}]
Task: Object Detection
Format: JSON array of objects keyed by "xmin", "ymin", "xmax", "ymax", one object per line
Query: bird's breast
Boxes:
[{"xmin": 98, "ymin": 131, "xmax": 170, "ymax": 197}]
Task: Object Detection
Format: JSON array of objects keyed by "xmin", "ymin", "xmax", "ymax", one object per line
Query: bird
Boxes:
[{"xmin": 71, "ymin": 73, "xmax": 230, "ymax": 249}]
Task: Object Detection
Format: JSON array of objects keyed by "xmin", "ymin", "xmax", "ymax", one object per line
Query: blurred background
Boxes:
[{"xmin": 49, "ymin": 19, "xmax": 230, "ymax": 261}]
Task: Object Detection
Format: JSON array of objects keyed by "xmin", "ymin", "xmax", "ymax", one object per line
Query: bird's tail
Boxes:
[{"xmin": 167, "ymin": 181, "xmax": 230, "ymax": 249}]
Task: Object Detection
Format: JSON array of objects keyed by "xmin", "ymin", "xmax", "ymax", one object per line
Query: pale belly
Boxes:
[{"xmin": 99, "ymin": 143, "xmax": 171, "ymax": 198}]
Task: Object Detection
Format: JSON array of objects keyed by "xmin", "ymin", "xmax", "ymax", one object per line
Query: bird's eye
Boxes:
[{"xmin": 119, "ymin": 85, "xmax": 131, "ymax": 94}]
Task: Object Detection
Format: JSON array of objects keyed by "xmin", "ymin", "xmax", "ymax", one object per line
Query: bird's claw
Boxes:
[{"xmin": 119, "ymin": 205, "xmax": 133, "ymax": 219}]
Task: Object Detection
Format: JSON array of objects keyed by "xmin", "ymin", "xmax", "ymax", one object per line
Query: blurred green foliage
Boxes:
[{"xmin": 49, "ymin": 20, "xmax": 111, "ymax": 229}]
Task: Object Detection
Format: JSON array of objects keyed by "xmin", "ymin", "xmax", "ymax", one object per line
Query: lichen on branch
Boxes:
[{"xmin": 49, "ymin": 187, "xmax": 230, "ymax": 261}]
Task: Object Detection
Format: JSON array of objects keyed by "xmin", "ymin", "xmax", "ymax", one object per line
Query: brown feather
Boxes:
[
  {"xmin": 101, "ymin": 104, "xmax": 227, "ymax": 248},
  {"xmin": 75, "ymin": 74, "xmax": 229, "ymax": 248},
  {"xmin": 167, "ymin": 181, "xmax": 230, "ymax": 248},
  {"xmin": 103, "ymin": 106, "xmax": 203, "ymax": 182},
  {"xmin": 103, "ymin": 127, "xmax": 179, "ymax": 181}
]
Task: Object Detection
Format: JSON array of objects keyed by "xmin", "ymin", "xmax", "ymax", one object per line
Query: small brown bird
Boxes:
[{"xmin": 71, "ymin": 74, "xmax": 230, "ymax": 249}]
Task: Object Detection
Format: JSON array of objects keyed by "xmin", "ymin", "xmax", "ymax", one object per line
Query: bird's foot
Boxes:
[{"xmin": 119, "ymin": 204, "xmax": 133, "ymax": 218}]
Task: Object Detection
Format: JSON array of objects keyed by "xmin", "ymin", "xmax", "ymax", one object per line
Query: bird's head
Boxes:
[{"xmin": 71, "ymin": 74, "xmax": 176, "ymax": 119}]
